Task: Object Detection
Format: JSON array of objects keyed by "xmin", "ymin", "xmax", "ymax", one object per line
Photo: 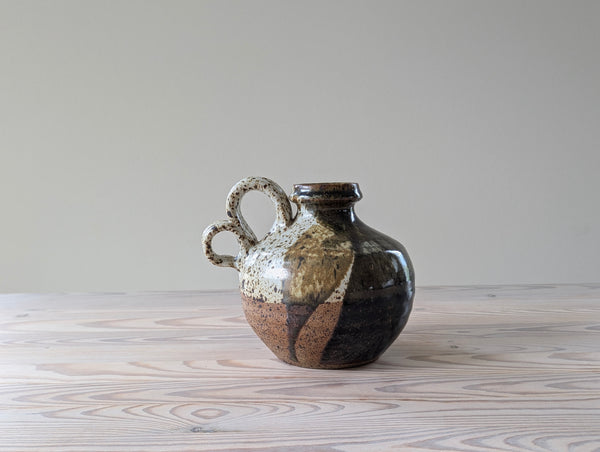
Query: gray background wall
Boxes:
[{"xmin": 1, "ymin": 0, "xmax": 598, "ymax": 293}]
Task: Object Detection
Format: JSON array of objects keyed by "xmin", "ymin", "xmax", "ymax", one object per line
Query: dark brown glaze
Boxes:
[
  {"xmin": 279, "ymin": 185, "xmax": 414, "ymax": 368},
  {"xmin": 321, "ymin": 217, "xmax": 414, "ymax": 366}
]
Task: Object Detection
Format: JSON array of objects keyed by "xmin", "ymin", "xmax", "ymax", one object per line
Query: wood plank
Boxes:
[{"xmin": 1, "ymin": 285, "xmax": 599, "ymax": 451}]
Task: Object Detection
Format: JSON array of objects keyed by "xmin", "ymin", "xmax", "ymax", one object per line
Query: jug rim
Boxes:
[{"xmin": 290, "ymin": 182, "xmax": 362, "ymax": 203}]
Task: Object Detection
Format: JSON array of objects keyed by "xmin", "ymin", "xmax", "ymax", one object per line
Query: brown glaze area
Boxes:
[
  {"xmin": 280, "ymin": 222, "xmax": 353, "ymax": 364},
  {"xmin": 294, "ymin": 301, "xmax": 344, "ymax": 368},
  {"xmin": 242, "ymin": 294, "xmax": 348, "ymax": 368},
  {"xmin": 283, "ymin": 224, "xmax": 353, "ymax": 307}
]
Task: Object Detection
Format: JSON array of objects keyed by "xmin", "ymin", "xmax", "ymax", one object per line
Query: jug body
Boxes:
[{"xmin": 203, "ymin": 177, "xmax": 414, "ymax": 369}]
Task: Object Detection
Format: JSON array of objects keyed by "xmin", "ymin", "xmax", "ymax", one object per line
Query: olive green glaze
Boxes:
[{"xmin": 203, "ymin": 177, "xmax": 414, "ymax": 369}]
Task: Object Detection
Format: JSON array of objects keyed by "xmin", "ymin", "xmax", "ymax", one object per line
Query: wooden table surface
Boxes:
[{"xmin": 1, "ymin": 285, "xmax": 599, "ymax": 451}]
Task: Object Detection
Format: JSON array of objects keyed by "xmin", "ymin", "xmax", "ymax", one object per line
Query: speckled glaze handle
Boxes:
[{"xmin": 202, "ymin": 177, "xmax": 294, "ymax": 270}]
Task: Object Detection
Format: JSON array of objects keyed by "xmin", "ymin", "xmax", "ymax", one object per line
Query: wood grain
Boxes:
[{"xmin": 1, "ymin": 285, "xmax": 599, "ymax": 451}]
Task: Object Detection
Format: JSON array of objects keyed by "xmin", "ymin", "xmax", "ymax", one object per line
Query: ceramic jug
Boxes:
[{"xmin": 202, "ymin": 177, "xmax": 414, "ymax": 368}]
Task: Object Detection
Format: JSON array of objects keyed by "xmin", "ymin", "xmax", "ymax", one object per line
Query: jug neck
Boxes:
[{"xmin": 290, "ymin": 183, "xmax": 361, "ymax": 222}]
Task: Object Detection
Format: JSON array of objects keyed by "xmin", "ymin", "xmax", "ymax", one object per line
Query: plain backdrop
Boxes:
[{"xmin": 1, "ymin": 0, "xmax": 599, "ymax": 293}]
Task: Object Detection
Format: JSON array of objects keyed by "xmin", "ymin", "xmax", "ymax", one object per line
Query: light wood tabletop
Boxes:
[{"xmin": 1, "ymin": 285, "xmax": 599, "ymax": 451}]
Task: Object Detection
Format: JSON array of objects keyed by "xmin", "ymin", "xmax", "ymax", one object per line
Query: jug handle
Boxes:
[{"xmin": 202, "ymin": 177, "xmax": 294, "ymax": 270}]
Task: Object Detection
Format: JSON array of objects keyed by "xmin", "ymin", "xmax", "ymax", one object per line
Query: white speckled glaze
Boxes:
[
  {"xmin": 202, "ymin": 177, "xmax": 415, "ymax": 369},
  {"xmin": 202, "ymin": 177, "xmax": 293, "ymax": 269}
]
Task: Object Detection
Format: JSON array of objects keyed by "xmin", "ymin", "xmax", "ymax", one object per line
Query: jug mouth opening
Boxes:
[{"xmin": 290, "ymin": 182, "xmax": 362, "ymax": 204}]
